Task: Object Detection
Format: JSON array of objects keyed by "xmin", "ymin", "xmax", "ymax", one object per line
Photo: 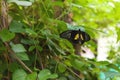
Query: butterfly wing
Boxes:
[
  {"xmin": 79, "ymin": 31, "xmax": 90, "ymax": 44},
  {"xmin": 60, "ymin": 30, "xmax": 72, "ymax": 40},
  {"xmin": 60, "ymin": 30, "xmax": 80, "ymax": 44},
  {"xmin": 81, "ymin": 32, "xmax": 90, "ymax": 41},
  {"xmin": 60, "ymin": 29, "xmax": 90, "ymax": 44}
]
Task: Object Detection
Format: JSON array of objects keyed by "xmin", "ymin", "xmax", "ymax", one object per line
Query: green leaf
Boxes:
[
  {"xmin": 71, "ymin": 59, "xmax": 85, "ymax": 71},
  {"xmin": 26, "ymin": 72, "xmax": 37, "ymax": 80},
  {"xmin": 12, "ymin": 69, "xmax": 27, "ymax": 80},
  {"xmin": 58, "ymin": 63, "xmax": 66, "ymax": 73},
  {"xmin": 47, "ymin": 73, "xmax": 58, "ymax": 79},
  {"xmin": 8, "ymin": 0, "xmax": 32, "ymax": 6},
  {"xmin": 38, "ymin": 69, "xmax": 51, "ymax": 80},
  {"xmin": 38, "ymin": 69, "xmax": 58, "ymax": 80},
  {"xmin": 21, "ymin": 39, "xmax": 36, "ymax": 45},
  {"xmin": 98, "ymin": 61, "xmax": 110, "ymax": 66},
  {"xmin": 36, "ymin": 46, "xmax": 43, "ymax": 52},
  {"xmin": 0, "ymin": 29, "xmax": 15, "ymax": 42},
  {"xmin": 104, "ymin": 71, "xmax": 120, "ymax": 79},
  {"xmin": 66, "ymin": 24, "xmax": 85, "ymax": 30},
  {"xmin": 11, "ymin": 43, "xmax": 26, "ymax": 53},
  {"xmin": 16, "ymin": 52, "xmax": 29, "ymax": 60},
  {"xmin": 9, "ymin": 20, "xmax": 25, "ymax": 33},
  {"xmin": 25, "ymin": 28, "xmax": 38, "ymax": 37},
  {"xmin": 64, "ymin": 60, "xmax": 72, "ymax": 67},
  {"xmin": 28, "ymin": 46, "xmax": 36, "ymax": 52},
  {"xmin": 55, "ymin": 20, "xmax": 67, "ymax": 32}
]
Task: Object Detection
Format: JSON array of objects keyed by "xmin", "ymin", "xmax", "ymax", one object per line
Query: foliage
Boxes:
[{"xmin": 0, "ymin": 0, "xmax": 120, "ymax": 80}]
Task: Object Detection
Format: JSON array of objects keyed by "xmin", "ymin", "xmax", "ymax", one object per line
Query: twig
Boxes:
[
  {"xmin": 4, "ymin": 42, "xmax": 33, "ymax": 73},
  {"xmin": 59, "ymin": 61, "xmax": 81, "ymax": 79}
]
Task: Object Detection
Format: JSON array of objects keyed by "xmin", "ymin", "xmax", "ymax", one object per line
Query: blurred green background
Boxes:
[{"xmin": 0, "ymin": 0, "xmax": 120, "ymax": 80}]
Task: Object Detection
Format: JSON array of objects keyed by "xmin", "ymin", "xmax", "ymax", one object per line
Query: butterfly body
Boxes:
[{"xmin": 60, "ymin": 29, "xmax": 90, "ymax": 44}]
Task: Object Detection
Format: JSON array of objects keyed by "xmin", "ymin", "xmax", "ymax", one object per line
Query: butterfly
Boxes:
[{"xmin": 60, "ymin": 29, "xmax": 90, "ymax": 44}]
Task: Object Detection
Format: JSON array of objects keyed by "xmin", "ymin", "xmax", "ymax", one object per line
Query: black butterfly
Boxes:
[{"xmin": 60, "ymin": 29, "xmax": 90, "ymax": 44}]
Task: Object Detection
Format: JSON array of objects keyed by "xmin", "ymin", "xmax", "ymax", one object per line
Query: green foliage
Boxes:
[
  {"xmin": 116, "ymin": 27, "xmax": 120, "ymax": 42},
  {"xmin": 104, "ymin": 71, "xmax": 120, "ymax": 80},
  {"xmin": 9, "ymin": 20, "xmax": 25, "ymax": 33},
  {"xmin": 16, "ymin": 52, "xmax": 29, "ymax": 60},
  {"xmin": 1, "ymin": 0, "xmax": 120, "ymax": 80},
  {"xmin": 0, "ymin": 29, "xmax": 15, "ymax": 42},
  {"xmin": 38, "ymin": 69, "xmax": 58, "ymax": 80},
  {"xmin": 12, "ymin": 69, "xmax": 27, "ymax": 80},
  {"xmin": 58, "ymin": 63, "xmax": 66, "ymax": 73},
  {"xmin": 8, "ymin": 0, "xmax": 32, "ymax": 6},
  {"xmin": 26, "ymin": 72, "xmax": 37, "ymax": 80},
  {"xmin": 11, "ymin": 43, "xmax": 26, "ymax": 53}
]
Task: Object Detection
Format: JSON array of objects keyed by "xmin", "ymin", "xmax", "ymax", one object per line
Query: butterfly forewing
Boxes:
[
  {"xmin": 74, "ymin": 34, "xmax": 79, "ymax": 40},
  {"xmin": 60, "ymin": 30, "xmax": 72, "ymax": 39}
]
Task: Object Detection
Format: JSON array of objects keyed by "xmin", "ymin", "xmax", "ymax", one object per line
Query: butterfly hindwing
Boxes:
[{"xmin": 81, "ymin": 31, "xmax": 90, "ymax": 41}]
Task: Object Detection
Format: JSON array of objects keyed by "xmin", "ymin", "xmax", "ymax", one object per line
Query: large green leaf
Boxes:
[
  {"xmin": 8, "ymin": 0, "xmax": 32, "ymax": 6},
  {"xmin": 73, "ymin": 59, "xmax": 85, "ymax": 70},
  {"xmin": 38, "ymin": 69, "xmax": 58, "ymax": 80},
  {"xmin": 21, "ymin": 39, "xmax": 38, "ymax": 45},
  {"xmin": 9, "ymin": 20, "xmax": 25, "ymax": 33},
  {"xmin": 26, "ymin": 72, "xmax": 37, "ymax": 80},
  {"xmin": 0, "ymin": 29, "xmax": 15, "ymax": 42},
  {"xmin": 16, "ymin": 52, "xmax": 29, "ymax": 60},
  {"xmin": 12, "ymin": 69, "xmax": 27, "ymax": 80},
  {"xmin": 25, "ymin": 28, "xmax": 38, "ymax": 37},
  {"xmin": 11, "ymin": 43, "xmax": 26, "ymax": 53},
  {"xmin": 70, "ymin": 58, "xmax": 85, "ymax": 71},
  {"xmin": 96, "ymin": 61, "xmax": 110, "ymax": 66},
  {"xmin": 58, "ymin": 63, "xmax": 66, "ymax": 73},
  {"xmin": 66, "ymin": 24, "xmax": 85, "ymax": 30}
]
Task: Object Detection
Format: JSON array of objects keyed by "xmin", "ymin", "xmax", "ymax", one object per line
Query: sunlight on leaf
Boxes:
[
  {"xmin": 16, "ymin": 52, "xmax": 29, "ymax": 60},
  {"xmin": 11, "ymin": 43, "xmax": 26, "ymax": 53},
  {"xmin": 8, "ymin": 0, "xmax": 32, "ymax": 6}
]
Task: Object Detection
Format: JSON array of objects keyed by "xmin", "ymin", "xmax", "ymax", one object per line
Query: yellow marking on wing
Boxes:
[
  {"xmin": 80, "ymin": 34, "xmax": 84, "ymax": 40},
  {"xmin": 74, "ymin": 34, "xmax": 79, "ymax": 40}
]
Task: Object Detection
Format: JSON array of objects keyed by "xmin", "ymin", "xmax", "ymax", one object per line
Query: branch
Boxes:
[
  {"xmin": 73, "ymin": 44, "xmax": 81, "ymax": 55},
  {"xmin": 4, "ymin": 42, "xmax": 33, "ymax": 73}
]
